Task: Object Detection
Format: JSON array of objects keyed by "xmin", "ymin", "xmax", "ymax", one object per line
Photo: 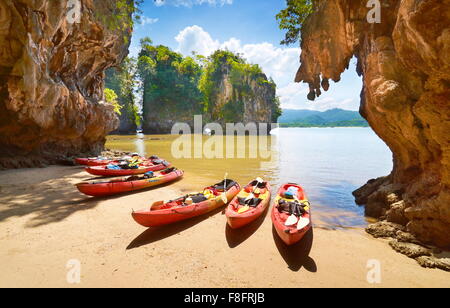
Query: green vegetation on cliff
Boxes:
[
  {"xmin": 137, "ymin": 38, "xmax": 204, "ymax": 122},
  {"xmin": 199, "ymin": 50, "xmax": 279, "ymax": 123},
  {"xmin": 104, "ymin": 88, "xmax": 121, "ymax": 115},
  {"xmin": 96, "ymin": 0, "xmax": 143, "ymax": 35},
  {"xmin": 277, "ymin": 0, "xmax": 314, "ymax": 45},
  {"xmin": 105, "ymin": 57, "xmax": 140, "ymax": 132}
]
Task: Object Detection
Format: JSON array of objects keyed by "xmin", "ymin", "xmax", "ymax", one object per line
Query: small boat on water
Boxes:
[
  {"xmin": 271, "ymin": 183, "xmax": 312, "ymax": 246},
  {"xmin": 132, "ymin": 179, "xmax": 240, "ymax": 228},
  {"xmin": 225, "ymin": 178, "xmax": 271, "ymax": 229},
  {"xmin": 76, "ymin": 168, "xmax": 184, "ymax": 197}
]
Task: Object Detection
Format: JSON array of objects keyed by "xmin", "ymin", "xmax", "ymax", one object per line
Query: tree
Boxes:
[
  {"xmin": 136, "ymin": 38, "xmax": 204, "ymax": 125},
  {"xmin": 105, "ymin": 57, "xmax": 141, "ymax": 127},
  {"xmin": 276, "ymin": 0, "xmax": 314, "ymax": 46},
  {"xmin": 96, "ymin": 0, "xmax": 144, "ymax": 38},
  {"xmin": 104, "ymin": 88, "xmax": 122, "ymax": 115},
  {"xmin": 272, "ymin": 97, "xmax": 283, "ymax": 123}
]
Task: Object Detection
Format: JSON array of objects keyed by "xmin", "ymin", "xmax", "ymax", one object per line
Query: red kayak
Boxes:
[
  {"xmin": 86, "ymin": 159, "xmax": 117, "ymax": 167},
  {"xmin": 76, "ymin": 156, "xmax": 155, "ymax": 167},
  {"xmin": 75, "ymin": 157, "xmax": 118, "ymax": 166},
  {"xmin": 225, "ymin": 179, "xmax": 271, "ymax": 229},
  {"xmin": 85, "ymin": 161, "xmax": 170, "ymax": 177},
  {"xmin": 271, "ymin": 183, "xmax": 312, "ymax": 246},
  {"xmin": 75, "ymin": 158, "xmax": 90, "ymax": 166},
  {"xmin": 132, "ymin": 180, "xmax": 241, "ymax": 228},
  {"xmin": 76, "ymin": 168, "xmax": 184, "ymax": 197},
  {"xmin": 85, "ymin": 156, "xmax": 162, "ymax": 167}
]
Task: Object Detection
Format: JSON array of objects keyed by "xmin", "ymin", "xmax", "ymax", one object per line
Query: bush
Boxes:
[{"xmin": 276, "ymin": 0, "xmax": 314, "ymax": 45}]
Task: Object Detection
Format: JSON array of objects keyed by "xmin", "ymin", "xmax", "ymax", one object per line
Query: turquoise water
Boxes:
[{"xmin": 107, "ymin": 127, "xmax": 393, "ymax": 228}]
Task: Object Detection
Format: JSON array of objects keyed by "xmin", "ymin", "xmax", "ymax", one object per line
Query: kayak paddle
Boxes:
[
  {"xmin": 219, "ymin": 173, "xmax": 229, "ymax": 204},
  {"xmin": 297, "ymin": 216, "xmax": 310, "ymax": 230}
]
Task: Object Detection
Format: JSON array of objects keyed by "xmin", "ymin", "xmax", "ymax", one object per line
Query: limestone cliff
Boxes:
[
  {"xmin": 208, "ymin": 66, "xmax": 279, "ymax": 133},
  {"xmin": 296, "ymin": 0, "xmax": 450, "ymax": 248},
  {"xmin": 112, "ymin": 105, "xmax": 138, "ymax": 134},
  {"xmin": 0, "ymin": 0, "xmax": 131, "ymax": 168}
]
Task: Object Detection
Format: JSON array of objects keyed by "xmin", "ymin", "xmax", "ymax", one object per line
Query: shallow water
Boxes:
[{"xmin": 106, "ymin": 128, "xmax": 392, "ymax": 229}]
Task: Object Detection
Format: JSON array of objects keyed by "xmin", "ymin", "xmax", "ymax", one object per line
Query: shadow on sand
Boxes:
[
  {"xmin": 0, "ymin": 167, "xmax": 104, "ymax": 228},
  {"xmin": 126, "ymin": 207, "xmax": 225, "ymax": 250},
  {"xmin": 273, "ymin": 226, "xmax": 317, "ymax": 272},
  {"xmin": 225, "ymin": 208, "xmax": 269, "ymax": 248}
]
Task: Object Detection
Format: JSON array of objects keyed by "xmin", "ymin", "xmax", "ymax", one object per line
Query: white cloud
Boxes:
[
  {"xmin": 154, "ymin": 0, "xmax": 233, "ymax": 7},
  {"xmin": 175, "ymin": 25, "xmax": 220, "ymax": 56},
  {"xmin": 174, "ymin": 25, "xmax": 360, "ymax": 111},
  {"xmin": 140, "ymin": 16, "xmax": 159, "ymax": 26}
]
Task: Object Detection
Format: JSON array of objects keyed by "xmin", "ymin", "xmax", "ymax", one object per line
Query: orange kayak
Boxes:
[
  {"xmin": 76, "ymin": 169, "xmax": 184, "ymax": 197},
  {"xmin": 132, "ymin": 180, "xmax": 240, "ymax": 228},
  {"xmin": 225, "ymin": 179, "xmax": 271, "ymax": 229},
  {"xmin": 271, "ymin": 183, "xmax": 312, "ymax": 246}
]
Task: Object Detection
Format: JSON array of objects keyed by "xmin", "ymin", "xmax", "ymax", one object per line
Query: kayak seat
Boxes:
[
  {"xmin": 249, "ymin": 180, "xmax": 268, "ymax": 189},
  {"xmin": 237, "ymin": 197, "xmax": 262, "ymax": 208},
  {"xmin": 127, "ymin": 176, "xmax": 141, "ymax": 182},
  {"xmin": 161, "ymin": 167, "xmax": 176, "ymax": 174},
  {"xmin": 278, "ymin": 199, "xmax": 309, "ymax": 217},
  {"xmin": 190, "ymin": 194, "xmax": 208, "ymax": 203},
  {"xmin": 213, "ymin": 179, "xmax": 238, "ymax": 192}
]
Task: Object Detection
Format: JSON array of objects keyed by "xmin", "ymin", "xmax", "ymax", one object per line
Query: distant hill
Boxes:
[{"xmin": 278, "ymin": 108, "xmax": 369, "ymax": 127}]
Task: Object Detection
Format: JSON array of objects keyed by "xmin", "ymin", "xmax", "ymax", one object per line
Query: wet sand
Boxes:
[{"xmin": 0, "ymin": 166, "xmax": 448, "ymax": 288}]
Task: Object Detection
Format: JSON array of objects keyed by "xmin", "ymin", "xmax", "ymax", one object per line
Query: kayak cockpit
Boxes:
[{"xmin": 148, "ymin": 179, "xmax": 238, "ymax": 212}]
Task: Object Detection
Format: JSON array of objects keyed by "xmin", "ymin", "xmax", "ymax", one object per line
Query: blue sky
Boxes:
[{"xmin": 130, "ymin": 0, "xmax": 363, "ymax": 111}]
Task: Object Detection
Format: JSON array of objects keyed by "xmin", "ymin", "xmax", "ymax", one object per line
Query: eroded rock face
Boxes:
[
  {"xmin": 0, "ymin": 0, "xmax": 130, "ymax": 168},
  {"xmin": 296, "ymin": 0, "xmax": 450, "ymax": 248},
  {"xmin": 209, "ymin": 69, "xmax": 277, "ymax": 134}
]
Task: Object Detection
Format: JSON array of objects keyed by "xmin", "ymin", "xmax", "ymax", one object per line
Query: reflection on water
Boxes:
[{"xmin": 106, "ymin": 128, "xmax": 392, "ymax": 229}]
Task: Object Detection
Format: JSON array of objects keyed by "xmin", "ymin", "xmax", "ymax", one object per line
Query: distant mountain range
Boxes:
[{"xmin": 278, "ymin": 108, "xmax": 369, "ymax": 127}]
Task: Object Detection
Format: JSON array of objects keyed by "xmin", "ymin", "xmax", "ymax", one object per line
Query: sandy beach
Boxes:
[{"xmin": 0, "ymin": 165, "xmax": 448, "ymax": 288}]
